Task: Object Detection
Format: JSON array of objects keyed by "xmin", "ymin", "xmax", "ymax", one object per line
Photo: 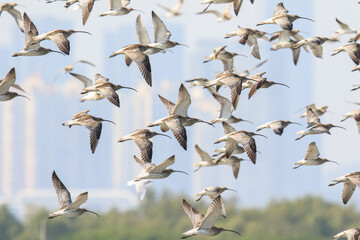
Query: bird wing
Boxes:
[
  {"xmin": 345, "ymin": 45, "xmax": 360, "ymax": 65},
  {"xmin": 121, "ymin": 0, "xmax": 130, "ymax": 7},
  {"xmin": 80, "ymin": 0, "xmax": 95, "ymax": 25},
  {"xmin": 158, "ymin": 94, "xmax": 176, "ymax": 115},
  {"xmin": 173, "ymin": 0, "xmax": 183, "ymax": 12},
  {"xmin": 199, "ymin": 10, "xmax": 222, "ymax": 18},
  {"xmin": 225, "ymin": 139, "xmax": 237, "ymax": 158},
  {"xmin": 7, "ymin": 7, "xmax": 24, "ymax": 32},
  {"xmin": 233, "ymin": 0, "xmax": 242, "ymax": 16},
  {"xmin": 23, "ymin": 12, "xmax": 38, "ymax": 49},
  {"xmin": 97, "ymin": 84, "xmax": 120, "ymax": 107},
  {"xmin": 0, "ymin": 68, "xmax": 16, "ymax": 94},
  {"xmin": 271, "ymin": 121, "xmax": 285, "ymax": 135},
  {"xmin": 48, "ymin": 33, "xmax": 70, "ymax": 55},
  {"xmin": 157, "ymin": 4, "xmax": 173, "ymax": 13},
  {"xmin": 195, "ymin": 144, "xmax": 213, "ymax": 162},
  {"xmin": 166, "ymin": 117, "xmax": 187, "ymax": 150},
  {"xmin": 274, "ymin": 16, "xmax": 293, "ymax": 31},
  {"xmin": 354, "ymin": 113, "xmax": 360, "ymax": 134},
  {"xmin": 273, "ymin": 2, "xmax": 288, "ymax": 17},
  {"xmin": 152, "ymin": 11, "xmax": 171, "ymax": 43},
  {"xmin": 309, "ymin": 44, "xmax": 323, "ymax": 58},
  {"xmin": 213, "ymin": 93, "xmax": 232, "ymax": 119},
  {"xmin": 75, "ymin": 59, "xmax": 96, "ymax": 67},
  {"xmin": 136, "ymin": 15, "xmax": 151, "ymax": 45},
  {"xmin": 347, "ymin": 173, "xmax": 360, "ymax": 189},
  {"xmin": 151, "ymin": 155, "xmax": 175, "ymax": 172},
  {"xmin": 304, "ymin": 142, "xmax": 320, "ymax": 160},
  {"xmin": 232, "ymin": 160, "xmax": 240, "ymax": 179},
  {"xmin": 222, "ymin": 122, "xmax": 236, "ymax": 134},
  {"xmin": 231, "ymin": 133, "xmax": 256, "ymax": 164},
  {"xmin": 64, "ymin": 192, "xmax": 88, "ymax": 210},
  {"xmin": 69, "ymin": 72, "xmax": 93, "ymax": 87},
  {"xmin": 125, "ymin": 50, "xmax": 152, "ymax": 86},
  {"xmin": 199, "ymin": 196, "xmax": 222, "ymax": 229},
  {"xmin": 306, "ymin": 108, "xmax": 321, "ymax": 127},
  {"xmin": 88, "ymin": 122, "xmax": 102, "ymax": 153},
  {"xmin": 133, "ymin": 136, "xmax": 153, "ymax": 163},
  {"xmin": 110, "ymin": 0, "xmax": 122, "ymax": 10},
  {"xmin": 292, "ymin": 47, "xmax": 301, "ymax": 65},
  {"xmin": 51, "ymin": 171, "xmax": 72, "ymax": 209},
  {"xmin": 174, "ymin": 84, "xmax": 191, "ymax": 117},
  {"xmin": 342, "ymin": 181, "xmax": 356, "ymax": 204},
  {"xmin": 248, "ymin": 78, "xmax": 265, "ymax": 99},
  {"xmin": 133, "ymin": 155, "xmax": 155, "ymax": 172},
  {"xmin": 182, "ymin": 199, "xmax": 204, "ymax": 228}
]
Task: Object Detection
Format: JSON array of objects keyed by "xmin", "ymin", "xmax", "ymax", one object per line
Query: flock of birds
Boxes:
[{"xmin": 1, "ymin": 0, "xmax": 360, "ymax": 239}]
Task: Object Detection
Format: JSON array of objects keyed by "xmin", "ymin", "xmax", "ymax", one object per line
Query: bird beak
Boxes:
[
  {"xmin": 174, "ymin": 170, "xmax": 189, "ymax": 175},
  {"xmin": 178, "ymin": 43, "xmax": 190, "ymax": 48},
  {"xmin": 122, "ymin": 86, "xmax": 137, "ymax": 92},
  {"xmin": 299, "ymin": 16, "xmax": 314, "ymax": 22},
  {"xmin": 254, "ymin": 133, "xmax": 268, "ymax": 139},
  {"xmin": 226, "ymin": 188, "xmax": 237, "ymax": 193},
  {"xmin": 333, "ymin": 125, "xmax": 346, "ymax": 130},
  {"xmin": 274, "ymin": 82, "xmax": 290, "ymax": 88},
  {"xmin": 51, "ymin": 50, "xmax": 66, "ymax": 56},
  {"xmin": 75, "ymin": 30, "xmax": 92, "ymax": 35},
  {"xmin": 103, "ymin": 119, "xmax": 116, "ymax": 125},
  {"xmin": 327, "ymin": 160, "xmax": 340, "ymax": 165},
  {"xmin": 340, "ymin": 116, "xmax": 349, "ymax": 122},
  {"xmin": 242, "ymin": 119, "xmax": 253, "ymax": 124},
  {"xmin": 290, "ymin": 122, "xmax": 302, "ymax": 126},
  {"xmin": 85, "ymin": 210, "xmax": 100, "ymax": 217},
  {"xmin": 19, "ymin": 94, "xmax": 31, "ymax": 101},
  {"xmin": 132, "ymin": 9, "xmax": 144, "ymax": 13},
  {"xmin": 109, "ymin": 52, "xmax": 118, "ymax": 58},
  {"xmin": 156, "ymin": 133, "xmax": 172, "ymax": 139},
  {"xmin": 222, "ymin": 229, "xmax": 241, "ymax": 236},
  {"xmin": 328, "ymin": 182, "xmax": 339, "ymax": 187}
]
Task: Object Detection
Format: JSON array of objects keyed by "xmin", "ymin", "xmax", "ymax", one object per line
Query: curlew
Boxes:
[
  {"xmin": 215, "ymin": 122, "xmax": 266, "ymax": 164},
  {"xmin": 197, "ymin": 3, "xmax": 232, "ymax": 22},
  {"xmin": 210, "ymin": 93, "xmax": 252, "ymax": 124},
  {"xmin": 182, "ymin": 196, "xmax": 241, "ymax": 238},
  {"xmin": 257, "ymin": 120, "xmax": 301, "ymax": 136},
  {"xmin": 299, "ymin": 104, "xmax": 329, "ymax": 118},
  {"xmin": 69, "ymin": 73, "xmax": 104, "ymax": 102},
  {"xmin": 246, "ymin": 72, "xmax": 289, "ymax": 99},
  {"xmin": 0, "ymin": 68, "xmax": 29, "ymax": 101},
  {"xmin": 81, "ymin": 73, "xmax": 137, "ymax": 107},
  {"xmin": 158, "ymin": 83, "xmax": 191, "ymax": 117},
  {"xmin": 109, "ymin": 44, "xmax": 161, "ymax": 86},
  {"xmin": 49, "ymin": 171, "xmax": 99, "ymax": 219},
  {"xmin": 293, "ymin": 37, "xmax": 332, "ymax": 59},
  {"xmin": 118, "ymin": 129, "xmax": 171, "ymax": 163},
  {"xmin": 271, "ymin": 40, "xmax": 302, "ymax": 65},
  {"xmin": 157, "ymin": 0, "xmax": 183, "ymax": 17},
  {"xmin": 203, "ymin": 46, "xmax": 246, "ymax": 71},
  {"xmin": 65, "ymin": 0, "xmax": 95, "ymax": 25},
  {"xmin": 0, "ymin": 3, "xmax": 24, "ymax": 32},
  {"xmin": 195, "ymin": 186, "xmax": 236, "ymax": 217},
  {"xmin": 99, "ymin": 0, "xmax": 142, "ymax": 17},
  {"xmin": 333, "ymin": 228, "xmax": 360, "ymax": 240},
  {"xmin": 62, "ymin": 110, "xmax": 115, "ymax": 153},
  {"xmin": 341, "ymin": 109, "xmax": 360, "ymax": 134},
  {"xmin": 331, "ymin": 43, "xmax": 360, "ymax": 65},
  {"xmin": 333, "ymin": 18, "xmax": 357, "ymax": 38},
  {"xmin": 22, "ymin": 12, "xmax": 91, "ymax": 55},
  {"xmin": 148, "ymin": 115, "xmax": 213, "ymax": 150},
  {"xmin": 256, "ymin": 2, "xmax": 314, "ymax": 31},
  {"xmin": 329, "ymin": 172, "xmax": 360, "ymax": 204},
  {"xmin": 54, "ymin": 60, "xmax": 95, "ymax": 82},
  {"xmin": 293, "ymin": 142, "xmax": 339, "ymax": 169},
  {"xmin": 131, "ymin": 155, "xmax": 188, "ymax": 182},
  {"xmin": 225, "ymin": 26, "xmax": 268, "ymax": 59},
  {"xmin": 295, "ymin": 123, "xmax": 345, "ymax": 141}
]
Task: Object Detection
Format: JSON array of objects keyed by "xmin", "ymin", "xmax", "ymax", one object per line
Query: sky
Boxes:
[{"xmin": 1, "ymin": 0, "xmax": 360, "ymax": 218}]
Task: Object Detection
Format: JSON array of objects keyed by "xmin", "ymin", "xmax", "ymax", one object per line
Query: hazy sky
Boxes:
[{"xmin": 1, "ymin": 0, "xmax": 360, "ymax": 218}]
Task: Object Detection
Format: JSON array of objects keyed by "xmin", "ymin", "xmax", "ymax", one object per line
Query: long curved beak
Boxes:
[
  {"xmin": 156, "ymin": 133, "xmax": 172, "ymax": 139},
  {"xmin": 86, "ymin": 210, "xmax": 100, "ymax": 217},
  {"xmin": 274, "ymin": 82, "xmax": 290, "ymax": 88},
  {"xmin": 328, "ymin": 182, "xmax": 339, "ymax": 187},
  {"xmin": 179, "ymin": 43, "xmax": 190, "ymax": 48},
  {"xmin": 222, "ymin": 229, "xmax": 241, "ymax": 236},
  {"xmin": 51, "ymin": 50, "xmax": 66, "ymax": 56},
  {"xmin": 201, "ymin": 3, "xmax": 212, "ymax": 13},
  {"xmin": 299, "ymin": 16, "xmax": 315, "ymax": 22},
  {"xmin": 75, "ymin": 30, "xmax": 92, "ymax": 35},
  {"xmin": 103, "ymin": 119, "xmax": 116, "ymax": 125},
  {"xmin": 254, "ymin": 133, "xmax": 268, "ymax": 139},
  {"xmin": 132, "ymin": 9, "xmax": 144, "ymax": 13},
  {"xmin": 242, "ymin": 119, "xmax": 253, "ymax": 124},
  {"xmin": 226, "ymin": 188, "xmax": 237, "ymax": 193},
  {"xmin": 174, "ymin": 170, "xmax": 189, "ymax": 175},
  {"xmin": 333, "ymin": 125, "xmax": 346, "ymax": 130},
  {"xmin": 290, "ymin": 122, "xmax": 302, "ymax": 126},
  {"xmin": 19, "ymin": 94, "xmax": 31, "ymax": 101},
  {"xmin": 122, "ymin": 86, "xmax": 138, "ymax": 92},
  {"xmin": 328, "ymin": 160, "xmax": 340, "ymax": 165}
]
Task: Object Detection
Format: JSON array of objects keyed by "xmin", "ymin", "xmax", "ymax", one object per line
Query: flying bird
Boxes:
[
  {"xmin": 0, "ymin": 68, "xmax": 29, "ymax": 101},
  {"xmin": 329, "ymin": 172, "xmax": 360, "ymax": 204}
]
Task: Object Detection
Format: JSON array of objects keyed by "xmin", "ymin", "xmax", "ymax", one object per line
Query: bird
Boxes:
[
  {"xmin": 246, "ymin": 73, "xmax": 290, "ymax": 99},
  {"xmin": 331, "ymin": 43, "xmax": 360, "ymax": 65},
  {"xmin": 293, "ymin": 142, "xmax": 339, "ymax": 169},
  {"xmin": 305, "ymin": 108, "xmax": 321, "ymax": 128},
  {"xmin": 215, "ymin": 122, "xmax": 266, "ymax": 164},
  {"xmin": 333, "ymin": 228, "xmax": 360, "ymax": 240},
  {"xmin": 193, "ymin": 144, "xmax": 218, "ymax": 171},
  {"xmin": 68, "ymin": 73, "xmax": 104, "ymax": 102},
  {"xmin": 131, "ymin": 155, "xmax": 188, "ymax": 182},
  {"xmin": 22, "ymin": 12, "xmax": 91, "ymax": 55},
  {"xmin": 62, "ymin": 110, "xmax": 115, "ymax": 153},
  {"xmin": 256, "ymin": 2, "xmax": 314, "ymax": 31},
  {"xmin": 203, "ymin": 46, "xmax": 246, "ymax": 71},
  {"xmin": 209, "ymin": 93, "xmax": 252, "ymax": 124},
  {"xmin": 200, "ymin": 0, "xmax": 248, "ymax": 16},
  {"xmin": 329, "ymin": 172, "xmax": 360, "ymax": 204},
  {"xmin": 256, "ymin": 120, "xmax": 301, "ymax": 136},
  {"xmin": 127, "ymin": 180, "xmax": 152, "ymax": 202},
  {"xmin": 109, "ymin": 44, "xmax": 161, "ymax": 86},
  {"xmin": 299, "ymin": 104, "xmax": 329, "ymax": 118},
  {"xmin": 65, "ymin": 0, "xmax": 95, "ymax": 25},
  {"xmin": 0, "ymin": 3, "xmax": 24, "ymax": 32},
  {"xmin": 197, "ymin": 3, "xmax": 232, "ymax": 22},
  {"xmin": 81, "ymin": 73, "xmax": 137, "ymax": 107},
  {"xmin": 292, "ymin": 37, "xmax": 332, "ymax": 59},
  {"xmin": 0, "ymin": 68, "xmax": 29, "ymax": 101},
  {"xmin": 270, "ymin": 29, "xmax": 306, "ymax": 42},
  {"xmin": 49, "ymin": 171, "xmax": 99, "ymax": 219},
  {"xmin": 118, "ymin": 129, "xmax": 171, "ymax": 163},
  {"xmin": 53, "ymin": 60, "xmax": 95, "ymax": 82},
  {"xmin": 148, "ymin": 115, "xmax": 213, "ymax": 150},
  {"xmin": 99, "ymin": 0, "xmax": 142, "ymax": 17},
  {"xmin": 157, "ymin": 0, "xmax": 183, "ymax": 17},
  {"xmin": 333, "ymin": 18, "xmax": 357, "ymax": 38},
  {"xmin": 224, "ymin": 26, "xmax": 268, "ymax": 59},
  {"xmin": 270, "ymin": 39, "xmax": 302, "ymax": 65},
  {"xmin": 341, "ymin": 109, "xmax": 360, "ymax": 134},
  {"xmin": 195, "ymin": 186, "xmax": 236, "ymax": 218},
  {"xmin": 295, "ymin": 123, "xmax": 345, "ymax": 141},
  {"xmin": 182, "ymin": 196, "xmax": 241, "ymax": 238}
]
